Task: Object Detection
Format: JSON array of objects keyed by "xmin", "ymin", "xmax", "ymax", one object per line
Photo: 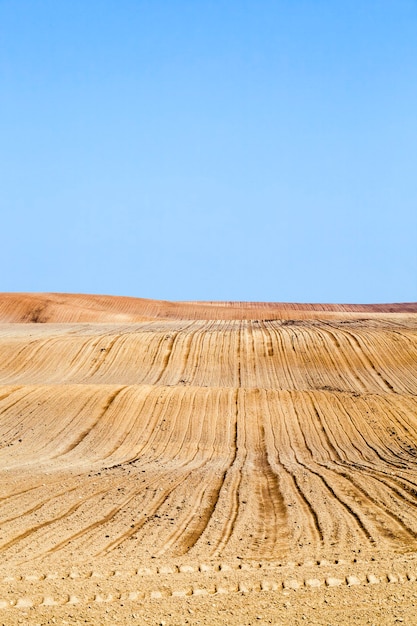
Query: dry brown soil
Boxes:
[{"xmin": 1, "ymin": 293, "xmax": 417, "ymax": 625}]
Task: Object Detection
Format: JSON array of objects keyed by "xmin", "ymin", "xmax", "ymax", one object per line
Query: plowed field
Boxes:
[{"xmin": 1, "ymin": 294, "xmax": 417, "ymax": 625}]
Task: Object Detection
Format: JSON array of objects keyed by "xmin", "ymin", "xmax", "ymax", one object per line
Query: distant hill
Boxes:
[{"xmin": 1, "ymin": 292, "xmax": 416, "ymax": 323}]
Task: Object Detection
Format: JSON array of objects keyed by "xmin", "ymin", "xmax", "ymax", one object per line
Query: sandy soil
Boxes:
[{"xmin": 1, "ymin": 293, "xmax": 417, "ymax": 625}]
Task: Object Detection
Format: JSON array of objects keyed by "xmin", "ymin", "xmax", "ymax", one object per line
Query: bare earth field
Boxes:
[{"xmin": 1, "ymin": 293, "xmax": 417, "ymax": 625}]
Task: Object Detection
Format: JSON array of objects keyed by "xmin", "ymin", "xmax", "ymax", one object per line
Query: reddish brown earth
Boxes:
[
  {"xmin": 1, "ymin": 292, "xmax": 417, "ymax": 323},
  {"xmin": 1, "ymin": 293, "xmax": 417, "ymax": 625}
]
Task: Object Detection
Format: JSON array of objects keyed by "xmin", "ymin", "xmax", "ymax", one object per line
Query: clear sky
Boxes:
[{"xmin": 1, "ymin": 0, "xmax": 416, "ymax": 303}]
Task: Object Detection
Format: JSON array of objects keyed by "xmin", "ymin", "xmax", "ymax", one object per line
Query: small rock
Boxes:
[
  {"xmin": 326, "ymin": 577, "xmax": 344, "ymax": 587},
  {"xmin": 283, "ymin": 579, "xmax": 300, "ymax": 590},
  {"xmin": 367, "ymin": 574, "xmax": 380, "ymax": 584}
]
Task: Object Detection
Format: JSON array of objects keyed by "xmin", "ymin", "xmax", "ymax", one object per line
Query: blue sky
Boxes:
[{"xmin": 1, "ymin": 0, "xmax": 416, "ymax": 303}]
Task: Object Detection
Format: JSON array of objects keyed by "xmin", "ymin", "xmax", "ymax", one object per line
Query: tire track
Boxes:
[
  {"xmin": 2, "ymin": 560, "xmax": 417, "ymax": 610},
  {"xmin": 210, "ymin": 390, "xmax": 246, "ymax": 556},
  {"xmin": 1, "ymin": 313, "xmax": 417, "ymax": 575},
  {"xmin": 57, "ymin": 386, "xmax": 127, "ymax": 456},
  {"xmin": 297, "ymin": 391, "xmax": 417, "ymax": 547}
]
